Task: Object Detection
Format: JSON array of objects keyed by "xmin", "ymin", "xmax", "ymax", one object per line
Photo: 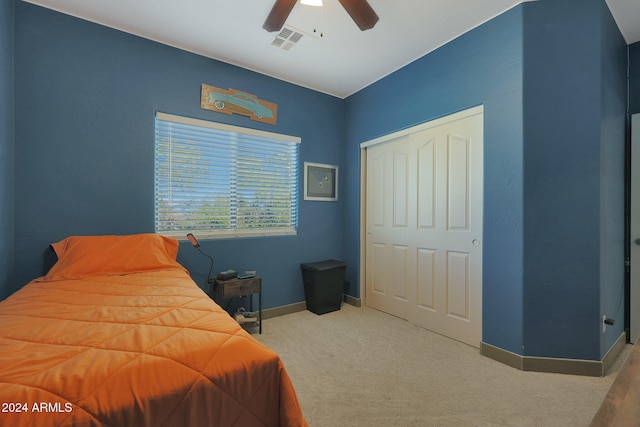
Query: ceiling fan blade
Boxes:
[
  {"xmin": 338, "ymin": 0, "xmax": 379, "ymax": 31},
  {"xmin": 263, "ymin": 0, "xmax": 298, "ymax": 32}
]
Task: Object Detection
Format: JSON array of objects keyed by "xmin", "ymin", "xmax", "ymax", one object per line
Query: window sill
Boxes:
[{"xmin": 159, "ymin": 228, "xmax": 298, "ymax": 240}]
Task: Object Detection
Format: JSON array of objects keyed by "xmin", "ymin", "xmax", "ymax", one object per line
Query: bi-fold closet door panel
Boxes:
[{"xmin": 364, "ymin": 107, "xmax": 483, "ymax": 348}]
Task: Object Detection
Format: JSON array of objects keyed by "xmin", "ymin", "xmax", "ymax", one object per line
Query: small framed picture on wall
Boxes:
[{"xmin": 304, "ymin": 162, "xmax": 338, "ymax": 201}]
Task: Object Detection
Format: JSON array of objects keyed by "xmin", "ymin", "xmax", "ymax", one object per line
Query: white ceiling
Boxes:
[{"xmin": 21, "ymin": 0, "xmax": 640, "ymax": 99}]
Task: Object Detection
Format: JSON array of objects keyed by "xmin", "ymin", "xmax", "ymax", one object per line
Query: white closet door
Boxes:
[{"xmin": 365, "ymin": 107, "xmax": 483, "ymax": 347}]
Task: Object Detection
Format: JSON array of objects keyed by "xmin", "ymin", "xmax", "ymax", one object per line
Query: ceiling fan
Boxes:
[{"xmin": 263, "ymin": 0, "xmax": 379, "ymax": 32}]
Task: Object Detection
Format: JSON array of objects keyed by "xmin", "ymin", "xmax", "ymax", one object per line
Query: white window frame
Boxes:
[{"xmin": 154, "ymin": 112, "xmax": 301, "ymax": 239}]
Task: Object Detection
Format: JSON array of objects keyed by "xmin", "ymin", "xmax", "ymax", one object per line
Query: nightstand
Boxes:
[{"xmin": 213, "ymin": 276, "xmax": 262, "ymax": 334}]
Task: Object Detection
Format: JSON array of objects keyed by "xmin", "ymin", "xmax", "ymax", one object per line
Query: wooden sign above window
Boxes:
[{"xmin": 201, "ymin": 84, "xmax": 277, "ymax": 125}]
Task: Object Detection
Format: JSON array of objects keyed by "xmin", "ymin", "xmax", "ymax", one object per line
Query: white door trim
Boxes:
[
  {"xmin": 631, "ymin": 113, "xmax": 640, "ymax": 343},
  {"xmin": 359, "ymin": 149, "xmax": 368, "ymax": 308},
  {"xmin": 360, "ymin": 105, "xmax": 484, "ymax": 149}
]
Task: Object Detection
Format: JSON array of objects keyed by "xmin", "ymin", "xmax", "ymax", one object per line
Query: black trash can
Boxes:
[{"xmin": 300, "ymin": 260, "xmax": 346, "ymax": 315}]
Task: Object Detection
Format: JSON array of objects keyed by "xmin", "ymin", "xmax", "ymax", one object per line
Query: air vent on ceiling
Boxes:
[{"xmin": 269, "ymin": 25, "xmax": 318, "ymax": 53}]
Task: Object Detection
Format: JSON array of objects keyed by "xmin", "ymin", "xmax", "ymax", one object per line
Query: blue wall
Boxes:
[
  {"xmin": 345, "ymin": 0, "xmax": 626, "ymax": 360},
  {"xmin": 631, "ymin": 42, "xmax": 640, "ymax": 115},
  {"xmin": 597, "ymin": 0, "xmax": 627, "ymax": 357},
  {"xmin": 345, "ymin": 6, "xmax": 525, "ymax": 355},
  {"xmin": 5, "ymin": 0, "xmax": 629, "ymax": 362},
  {"xmin": 9, "ymin": 2, "xmax": 346, "ymax": 308},
  {"xmin": 522, "ymin": 0, "xmax": 626, "ymax": 360},
  {"xmin": 0, "ymin": 0, "xmax": 14, "ymax": 300}
]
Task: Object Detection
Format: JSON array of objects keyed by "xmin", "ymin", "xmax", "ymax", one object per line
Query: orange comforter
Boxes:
[{"xmin": 0, "ymin": 269, "xmax": 307, "ymax": 426}]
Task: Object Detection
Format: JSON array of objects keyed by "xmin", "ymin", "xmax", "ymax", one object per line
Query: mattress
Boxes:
[{"xmin": 0, "ymin": 234, "xmax": 307, "ymax": 426}]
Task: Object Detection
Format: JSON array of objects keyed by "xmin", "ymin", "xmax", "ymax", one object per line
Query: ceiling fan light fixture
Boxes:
[{"xmin": 264, "ymin": 0, "xmax": 377, "ymax": 33}]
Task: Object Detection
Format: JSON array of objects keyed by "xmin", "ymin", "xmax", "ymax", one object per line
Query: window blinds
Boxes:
[{"xmin": 155, "ymin": 112, "xmax": 300, "ymax": 238}]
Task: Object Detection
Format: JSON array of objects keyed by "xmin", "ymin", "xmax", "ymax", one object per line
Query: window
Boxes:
[{"xmin": 155, "ymin": 112, "xmax": 300, "ymax": 239}]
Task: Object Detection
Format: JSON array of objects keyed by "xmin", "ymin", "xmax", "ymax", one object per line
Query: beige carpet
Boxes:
[{"xmin": 256, "ymin": 304, "xmax": 630, "ymax": 427}]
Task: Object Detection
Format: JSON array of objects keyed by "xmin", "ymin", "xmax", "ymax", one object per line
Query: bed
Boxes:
[{"xmin": 0, "ymin": 234, "xmax": 307, "ymax": 427}]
